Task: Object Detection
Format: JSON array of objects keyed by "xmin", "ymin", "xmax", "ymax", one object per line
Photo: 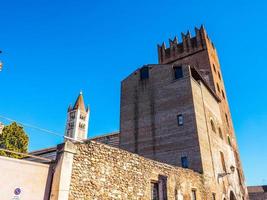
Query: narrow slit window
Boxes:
[
  {"xmin": 227, "ymin": 135, "xmax": 232, "ymax": 147},
  {"xmin": 213, "ymin": 64, "xmax": 216, "ymax": 72},
  {"xmin": 218, "ymin": 128, "xmax": 223, "ymax": 139},
  {"xmin": 237, "ymin": 168, "xmax": 242, "ymax": 186},
  {"xmin": 174, "ymin": 66, "xmax": 183, "ymax": 79},
  {"xmin": 191, "ymin": 189, "xmax": 197, "ymax": 200},
  {"xmin": 151, "ymin": 182, "xmax": 159, "ymax": 200},
  {"xmin": 222, "ymin": 90, "xmax": 225, "ymax": 99},
  {"xmin": 177, "ymin": 114, "xmax": 184, "ymax": 126},
  {"xmin": 220, "ymin": 151, "xmax": 227, "ymax": 172},
  {"xmin": 210, "ymin": 120, "xmax": 216, "ymax": 133},
  {"xmin": 225, "ymin": 113, "xmax": 229, "ymax": 127},
  {"xmin": 218, "ymin": 71, "xmax": 221, "ymax": 80},
  {"xmin": 216, "ymin": 83, "xmax": 220, "ymax": 93}
]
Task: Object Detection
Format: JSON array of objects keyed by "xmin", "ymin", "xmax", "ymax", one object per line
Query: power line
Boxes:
[
  {"xmin": 0, "ymin": 114, "xmax": 84, "ymax": 143},
  {"xmin": 0, "ymin": 114, "xmax": 63, "ymax": 138}
]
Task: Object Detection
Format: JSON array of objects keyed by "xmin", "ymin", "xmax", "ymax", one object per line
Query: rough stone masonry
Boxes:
[{"xmin": 68, "ymin": 141, "xmax": 211, "ymax": 200}]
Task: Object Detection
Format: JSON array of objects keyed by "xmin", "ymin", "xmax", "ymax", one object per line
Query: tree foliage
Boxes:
[{"xmin": 0, "ymin": 122, "xmax": 29, "ymax": 158}]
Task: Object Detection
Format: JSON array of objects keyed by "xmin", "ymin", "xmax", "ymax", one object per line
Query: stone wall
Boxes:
[{"xmin": 68, "ymin": 141, "xmax": 211, "ymax": 200}]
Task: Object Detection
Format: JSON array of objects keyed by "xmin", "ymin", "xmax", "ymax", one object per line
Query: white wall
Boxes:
[{"xmin": 0, "ymin": 156, "xmax": 51, "ymax": 200}]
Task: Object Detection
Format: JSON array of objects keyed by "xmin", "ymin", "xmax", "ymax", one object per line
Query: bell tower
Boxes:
[{"xmin": 65, "ymin": 92, "xmax": 90, "ymax": 141}]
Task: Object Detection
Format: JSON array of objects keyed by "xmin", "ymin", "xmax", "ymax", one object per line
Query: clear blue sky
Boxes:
[{"xmin": 0, "ymin": 0, "xmax": 266, "ymax": 186}]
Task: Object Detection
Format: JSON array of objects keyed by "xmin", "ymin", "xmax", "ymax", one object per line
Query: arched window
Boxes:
[
  {"xmin": 218, "ymin": 127, "xmax": 223, "ymax": 139},
  {"xmin": 210, "ymin": 120, "xmax": 216, "ymax": 133}
]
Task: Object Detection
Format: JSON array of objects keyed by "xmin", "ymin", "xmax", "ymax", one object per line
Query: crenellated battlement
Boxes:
[{"xmin": 157, "ymin": 25, "xmax": 216, "ymax": 64}]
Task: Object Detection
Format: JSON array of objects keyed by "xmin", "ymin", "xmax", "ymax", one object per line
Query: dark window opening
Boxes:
[
  {"xmin": 218, "ymin": 71, "xmax": 221, "ymax": 80},
  {"xmin": 79, "ymin": 122, "xmax": 85, "ymax": 129},
  {"xmin": 237, "ymin": 168, "xmax": 242, "ymax": 186},
  {"xmin": 225, "ymin": 113, "xmax": 229, "ymax": 127},
  {"xmin": 151, "ymin": 182, "xmax": 159, "ymax": 200},
  {"xmin": 174, "ymin": 66, "xmax": 183, "ymax": 79},
  {"xmin": 220, "ymin": 151, "xmax": 227, "ymax": 172},
  {"xmin": 227, "ymin": 136, "xmax": 232, "ymax": 147},
  {"xmin": 216, "ymin": 83, "xmax": 220, "ymax": 93},
  {"xmin": 158, "ymin": 175, "xmax": 168, "ymax": 200},
  {"xmin": 140, "ymin": 66, "xmax": 149, "ymax": 80},
  {"xmin": 213, "ymin": 64, "xmax": 216, "ymax": 72},
  {"xmin": 177, "ymin": 114, "xmax": 184, "ymax": 126},
  {"xmin": 222, "ymin": 90, "xmax": 225, "ymax": 99},
  {"xmin": 212, "ymin": 193, "xmax": 216, "ymax": 200},
  {"xmin": 218, "ymin": 128, "xmax": 223, "ymax": 139},
  {"xmin": 70, "ymin": 112, "xmax": 76, "ymax": 119},
  {"xmin": 181, "ymin": 156, "xmax": 189, "ymax": 168},
  {"xmin": 191, "ymin": 189, "xmax": 197, "ymax": 200},
  {"xmin": 210, "ymin": 120, "xmax": 216, "ymax": 133}
]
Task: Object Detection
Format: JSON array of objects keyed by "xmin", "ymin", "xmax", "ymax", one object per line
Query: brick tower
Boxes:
[
  {"xmin": 65, "ymin": 92, "xmax": 90, "ymax": 141},
  {"xmin": 120, "ymin": 26, "xmax": 248, "ymax": 199}
]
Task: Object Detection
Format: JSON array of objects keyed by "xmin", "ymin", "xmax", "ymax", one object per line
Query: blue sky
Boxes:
[{"xmin": 0, "ymin": 0, "xmax": 266, "ymax": 186}]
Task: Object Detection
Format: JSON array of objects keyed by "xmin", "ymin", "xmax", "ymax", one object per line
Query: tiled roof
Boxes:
[{"xmin": 73, "ymin": 92, "xmax": 86, "ymax": 112}]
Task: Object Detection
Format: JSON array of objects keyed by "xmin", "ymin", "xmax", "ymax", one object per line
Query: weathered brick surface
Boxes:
[
  {"xmin": 68, "ymin": 141, "xmax": 211, "ymax": 200},
  {"xmin": 120, "ymin": 26, "xmax": 248, "ymax": 199},
  {"xmin": 120, "ymin": 65, "xmax": 203, "ymax": 173},
  {"xmin": 92, "ymin": 132, "xmax": 120, "ymax": 148},
  {"xmin": 248, "ymin": 185, "xmax": 267, "ymax": 200}
]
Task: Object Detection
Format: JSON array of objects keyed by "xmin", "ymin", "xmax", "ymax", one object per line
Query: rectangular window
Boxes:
[
  {"xmin": 158, "ymin": 175, "xmax": 168, "ymax": 200},
  {"xmin": 191, "ymin": 189, "xmax": 197, "ymax": 200},
  {"xmin": 151, "ymin": 182, "xmax": 159, "ymax": 200},
  {"xmin": 140, "ymin": 66, "xmax": 149, "ymax": 80},
  {"xmin": 181, "ymin": 156, "xmax": 189, "ymax": 168},
  {"xmin": 220, "ymin": 152, "xmax": 227, "ymax": 172},
  {"xmin": 174, "ymin": 66, "xmax": 183, "ymax": 79},
  {"xmin": 177, "ymin": 114, "xmax": 184, "ymax": 126}
]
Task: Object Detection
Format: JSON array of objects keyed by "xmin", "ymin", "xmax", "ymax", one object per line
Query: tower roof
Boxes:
[{"xmin": 73, "ymin": 92, "xmax": 86, "ymax": 112}]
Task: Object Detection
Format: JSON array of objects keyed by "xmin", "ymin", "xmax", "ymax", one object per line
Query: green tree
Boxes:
[{"xmin": 0, "ymin": 122, "xmax": 29, "ymax": 158}]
